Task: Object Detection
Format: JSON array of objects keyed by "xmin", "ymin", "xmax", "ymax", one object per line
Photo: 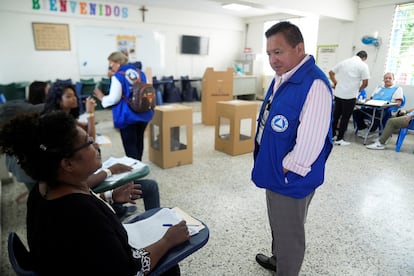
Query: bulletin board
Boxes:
[
  {"xmin": 76, "ymin": 27, "xmax": 163, "ymax": 76},
  {"xmin": 32, "ymin": 23, "xmax": 70, "ymax": 50},
  {"xmin": 316, "ymin": 44, "xmax": 338, "ymax": 76}
]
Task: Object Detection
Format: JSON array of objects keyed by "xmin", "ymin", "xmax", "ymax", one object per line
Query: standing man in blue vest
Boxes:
[
  {"xmin": 353, "ymin": 72, "xmax": 404, "ymax": 137},
  {"xmin": 252, "ymin": 21, "xmax": 333, "ymax": 275}
]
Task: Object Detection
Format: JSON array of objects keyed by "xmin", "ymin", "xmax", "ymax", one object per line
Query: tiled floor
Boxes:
[{"xmin": 1, "ymin": 102, "xmax": 414, "ymax": 275}]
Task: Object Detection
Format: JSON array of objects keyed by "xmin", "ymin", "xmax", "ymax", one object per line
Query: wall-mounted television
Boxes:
[{"xmin": 180, "ymin": 35, "xmax": 209, "ymax": 55}]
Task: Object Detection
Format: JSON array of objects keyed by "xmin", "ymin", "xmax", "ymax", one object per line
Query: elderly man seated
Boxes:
[{"xmin": 353, "ymin": 72, "xmax": 404, "ymax": 137}]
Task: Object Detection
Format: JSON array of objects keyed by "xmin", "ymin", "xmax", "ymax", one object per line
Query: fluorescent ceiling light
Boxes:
[{"xmin": 222, "ymin": 3, "xmax": 251, "ymax": 11}]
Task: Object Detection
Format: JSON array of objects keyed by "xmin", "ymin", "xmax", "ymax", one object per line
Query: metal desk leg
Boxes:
[{"xmin": 363, "ymin": 108, "xmax": 377, "ymax": 145}]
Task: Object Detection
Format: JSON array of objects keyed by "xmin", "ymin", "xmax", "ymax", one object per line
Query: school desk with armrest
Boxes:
[
  {"xmin": 354, "ymin": 100, "xmax": 399, "ymax": 144},
  {"xmin": 126, "ymin": 208, "xmax": 210, "ymax": 275},
  {"xmin": 91, "ymin": 164, "xmax": 150, "ymax": 193}
]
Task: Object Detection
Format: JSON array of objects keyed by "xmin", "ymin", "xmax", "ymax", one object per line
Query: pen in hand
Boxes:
[{"xmin": 163, "ymin": 223, "xmax": 200, "ymax": 227}]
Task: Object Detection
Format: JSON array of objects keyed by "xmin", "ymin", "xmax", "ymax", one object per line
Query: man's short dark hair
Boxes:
[
  {"xmin": 265, "ymin": 21, "xmax": 304, "ymax": 48},
  {"xmin": 356, "ymin": 50, "xmax": 368, "ymax": 59}
]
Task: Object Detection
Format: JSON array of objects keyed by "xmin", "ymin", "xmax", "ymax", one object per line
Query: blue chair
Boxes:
[
  {"xmin": 7, "ymin": 232, "xmax": 37, "ymax": 276},
  {"xmin": 395, "ymin": 117, "xmax": 414, "ymax": 152},
  {"xmin": 126, "ymin": 208, "xmax": 210, "ymax": 275}
]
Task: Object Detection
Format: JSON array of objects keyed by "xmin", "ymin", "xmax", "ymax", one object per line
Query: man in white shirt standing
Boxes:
[{"xmin": 329, "ymin": 51, "xmax": 370, "ymax": 145}]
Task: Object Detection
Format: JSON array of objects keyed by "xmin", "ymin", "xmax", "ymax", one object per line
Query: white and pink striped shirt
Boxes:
[{"xmin": 260, "ymin": 55, "xmax": 332, "ymax": 177}]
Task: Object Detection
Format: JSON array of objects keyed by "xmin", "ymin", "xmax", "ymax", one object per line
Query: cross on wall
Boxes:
[{"xmin": 139, "ymin": 6, "xmax": 148, "ymax": 22}]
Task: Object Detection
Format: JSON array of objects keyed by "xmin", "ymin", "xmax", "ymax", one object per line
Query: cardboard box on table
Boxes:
[
  {"xmin": 215, "ymin": 100, "xmax": 257, "ymax": 156},
  {"xmin": 201, "ymin": 68, "xmax": 233, "ymax": 125},
  {"xmin": 149, "ymin": 104, "xmax": 193, "ymax": 169}
]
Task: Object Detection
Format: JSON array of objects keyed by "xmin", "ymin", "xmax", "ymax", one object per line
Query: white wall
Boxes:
[
  {"xmin": 244, "ymin": 1, "xmax": 414, "ymax": 106},
  {"xmin": 0, "ymin": 1, "xmax": 245, "ymax": 83},
  {"xmin": 1, "ymin": 0, "xmax": 413, "ymax": 106},
  {"xmin": 318, "ymin": 2, "xmax": 414, "ymax": 107}
]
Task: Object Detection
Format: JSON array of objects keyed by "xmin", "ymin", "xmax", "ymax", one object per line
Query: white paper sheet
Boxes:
[
  {"xmin": 123, "ymin": 207, "xmax": 204, "ymax": 249},
  {"xmin": 364, "ymin": 99, "xmax": 388, "ymax": 106}
]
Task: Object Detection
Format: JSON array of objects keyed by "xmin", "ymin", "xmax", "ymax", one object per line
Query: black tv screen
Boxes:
[{"xmin": 181, "ymin": 35, "xmax": 209, "ymax": 55}]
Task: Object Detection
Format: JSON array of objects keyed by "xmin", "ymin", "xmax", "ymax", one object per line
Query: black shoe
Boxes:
[{"xmin": 255, "ymin": 253, "xmax": 276, "ymax": 271}]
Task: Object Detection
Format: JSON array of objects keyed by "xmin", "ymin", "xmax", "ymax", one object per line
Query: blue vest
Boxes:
[
  {"xmin": 372, "ymin": 86, "xmax": 398, "ymax": 101},
  {"xmin": 252, "ymin": 56, "xmax": 333, "ymax": 199},
  {"xmin": 111, "ymin": 64, "xmax": 154, "ymax": 129}
]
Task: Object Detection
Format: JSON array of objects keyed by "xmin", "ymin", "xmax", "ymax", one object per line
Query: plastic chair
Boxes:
[
  {"xmin": 7, "ymin": 232, "xmax": 37, "ymax": 276},
  {"xmin": 0, "ymin": 83, "xmax": 26, "ymax": 101},
  {"xmin": 55, "ymin": 78, "xmax": 72, "ymax": 85},
  {"xmin": 395, "ymin": 117, "xmax": 414, "ymax": 152},
  {"xmin": 161, "ymin": 76, "xmax": 181, "ymax": 103},
  {"xmin": 181, "ymin": 76, "xmax": 199, "ymax": 102}
]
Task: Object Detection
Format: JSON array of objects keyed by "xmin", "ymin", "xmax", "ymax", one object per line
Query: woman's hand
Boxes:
[
  {"xmin": 112, "ymin": 182, "xmax": 142, "ymax": 204},
  {"xmin": 107, "ymin": 163, "xmax": 133, "ymax": 174},
  {"xmin": 85, "ymin": 96, "xmax": 96, "ymax": 113},
  {"xmin": 162, "ymin": 220, "xmax": 190, "ymax": 247}
]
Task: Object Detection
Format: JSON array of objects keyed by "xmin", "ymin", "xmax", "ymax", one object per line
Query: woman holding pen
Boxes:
[{"xmin": 0, "ymin": 111, "xmax": 189, "ymax": 275}]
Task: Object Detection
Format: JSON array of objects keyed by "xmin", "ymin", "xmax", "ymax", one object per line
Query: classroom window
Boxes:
[{"xmin": 385, "ymin": 2, "xmax": 414, "ymax": 86}]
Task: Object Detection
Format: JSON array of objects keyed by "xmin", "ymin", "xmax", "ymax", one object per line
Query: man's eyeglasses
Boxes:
[{"xmin": 66, "ymin": 135, "xmax": 95, "ymax": 157}]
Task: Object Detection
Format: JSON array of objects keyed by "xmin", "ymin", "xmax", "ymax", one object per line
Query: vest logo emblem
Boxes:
[
  {"xmin": 271, "ymin": 115, "xmax": 288, "ymax": 132},
  {"xmin": 125, "ymin": 68, "xmax": 140, "ymax": 84}
]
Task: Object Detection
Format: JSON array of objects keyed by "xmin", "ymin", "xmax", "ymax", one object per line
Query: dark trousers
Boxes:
[
  {"xmin": 332, "ymin": 97, "xmax": 356, "ymax": 140},
  {"xmin": 353, "ymin": 108, "xmax": 388, "ymax": 132},
  {"xmin": 120, "ymin": 121, "xmax": 148, "ymax": 161},
  {"xmin": 134, "ymin": 179, "xmax": 160, "ymax": 210}
]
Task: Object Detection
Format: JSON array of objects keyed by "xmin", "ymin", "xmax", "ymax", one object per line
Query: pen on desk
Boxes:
[{"xmin": 162, "ymin": 224, "xmax": 200, "ymax": 227}]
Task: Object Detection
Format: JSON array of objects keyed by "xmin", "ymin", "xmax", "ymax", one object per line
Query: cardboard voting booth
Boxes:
[
  {"xmin": 215, "ymin": 100, "xmax": 257, "ymax": 156},
  {"xmin": 201, "ymin": 68, "xmax": 233, "ymax": 125},
  {"xmin": 149, "ymin": 104, "xmax": 193, "ymax": 169}
]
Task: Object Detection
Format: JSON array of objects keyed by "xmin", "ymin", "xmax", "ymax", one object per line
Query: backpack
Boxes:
[{"xmin": 121, "ymin": 69, "xmax": 156, "ymax": 113}]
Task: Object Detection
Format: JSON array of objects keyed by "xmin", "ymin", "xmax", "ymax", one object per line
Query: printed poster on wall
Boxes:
[
  {"xmin": 117, "ymin": 35, "xmax": 136, "ymax": 54},
  {"xmin": 316, "ymin": 45, "xmax": 338, "ymax": 76}
]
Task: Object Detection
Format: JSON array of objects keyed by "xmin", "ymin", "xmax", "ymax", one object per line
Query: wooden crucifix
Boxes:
[{"xmin": 139, "ymin": 6, "xmax": 148, "ymax": 23}]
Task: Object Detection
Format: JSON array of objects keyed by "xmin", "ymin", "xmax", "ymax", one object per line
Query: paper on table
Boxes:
[
  {"xmin": 95, "ymin": 134, "xmax": 111, "ymax": 145},
  {"xmin": 364, "ymin": 99, "xmax": 388, "ymax": 106},
  {"xmin": 123, "ymin": 207, "xmax": 204, "ymax": 249},
  {"xmin": 171, "ymin": 207, "xmax": 205, "ymax": 233},
  {"xmin": 96, "ymin": 156, "xmax": 147, "ymax": 184}
]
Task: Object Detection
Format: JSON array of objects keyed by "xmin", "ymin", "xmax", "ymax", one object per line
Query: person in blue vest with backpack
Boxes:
[
  {"xmin": 353, "ymin": 72, "xmax": 404, "ymax": 137},
  {"xmin": 252, "ymin": 22, "xmax": 333, "ymax": 275},
  {"xmin": 94, "ymin": 51, "xmax": 153, "ymax": 161}
]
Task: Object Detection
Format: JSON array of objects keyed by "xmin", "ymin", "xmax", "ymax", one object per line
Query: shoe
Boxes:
[
  {"xmin": 334, "ymin": 139, "xmax": 350, "ymax": 146},
  {"xmin": 366, "ymin": 141, "xmax": 385, "ymax": 150},
  {"xmin": 255, "ymin": 253, "xmax": 276, "ymax": 271}
]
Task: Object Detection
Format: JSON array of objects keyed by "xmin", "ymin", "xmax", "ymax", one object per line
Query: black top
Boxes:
[{"xmin": 27, "ymin": 183, "xmax": 141, "ymax": 275}]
